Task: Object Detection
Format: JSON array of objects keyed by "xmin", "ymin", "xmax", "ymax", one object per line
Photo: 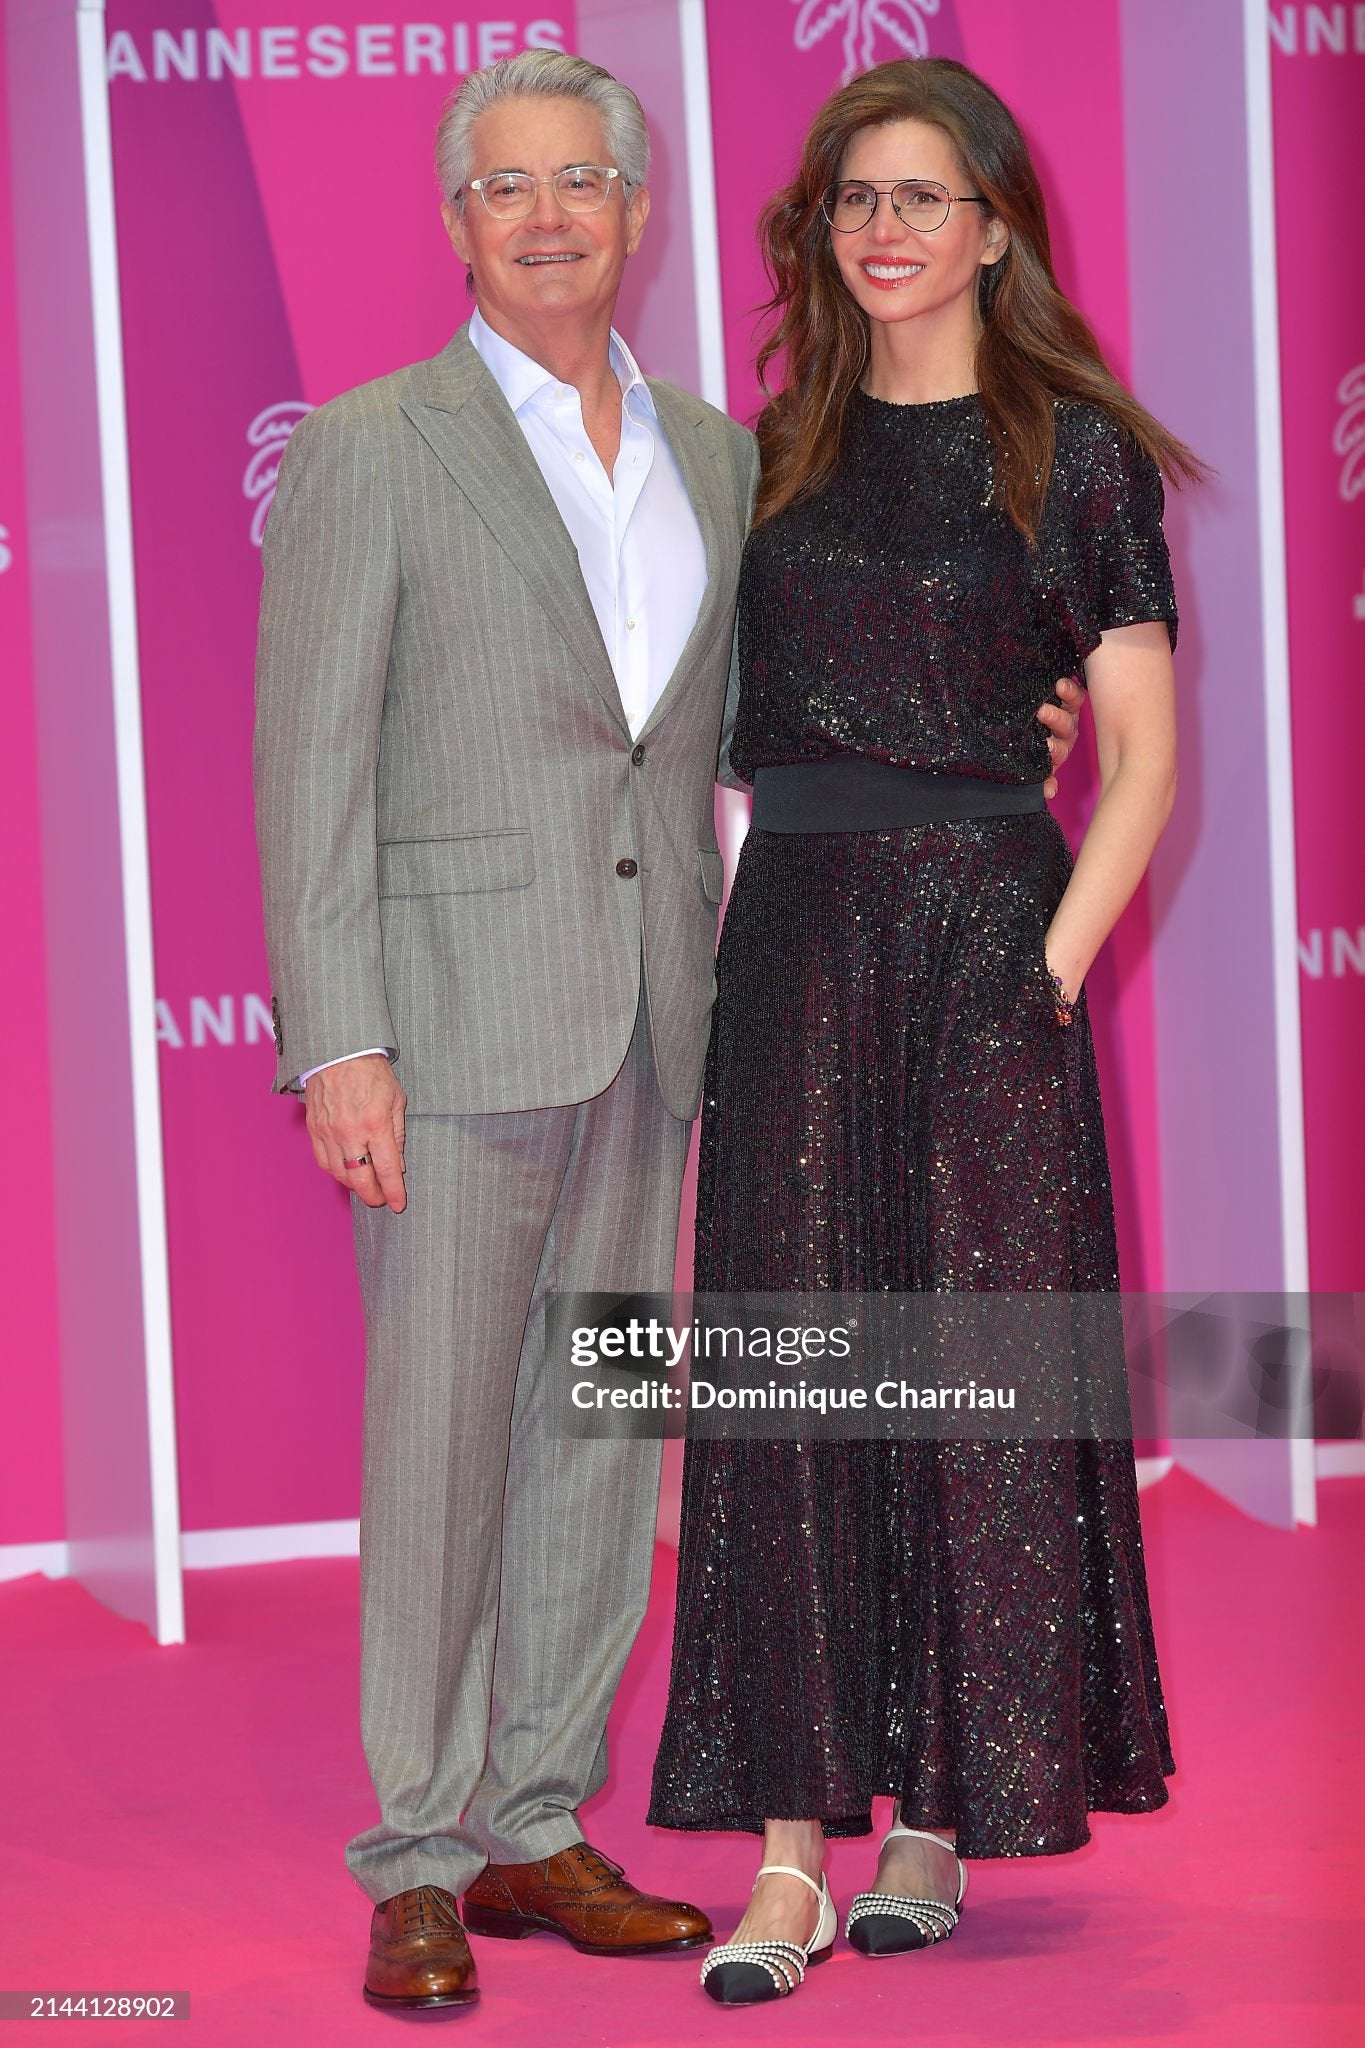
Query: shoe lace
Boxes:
[
  {"xmin": 566, "ymin": 1842, "xmax": 626, "ymax": 1886},
  {"xmin": 395, "ymin": 1887, "xmax": 461, "ymax": 1935}
]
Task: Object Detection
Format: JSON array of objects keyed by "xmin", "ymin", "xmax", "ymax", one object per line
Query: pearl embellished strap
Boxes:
[
  {"xmin": 700, "ymin": 1936, "xmax": 809, "ymax": 1993},
  {"xmin": 700, "ymin": 1869, "xmax": 835, "ymax": 1997},
  {"xmin": 845, "ymin": 1890, "xmax": 960, "ymax": 1939}
]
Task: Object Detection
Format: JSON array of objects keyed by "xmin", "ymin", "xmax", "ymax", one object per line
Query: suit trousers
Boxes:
[{"xmin": 344, "ymin": 998, "xmax": 689, "ymax": 1902}]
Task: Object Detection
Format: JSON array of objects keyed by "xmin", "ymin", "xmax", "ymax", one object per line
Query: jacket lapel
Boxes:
[
  {"xmin": 399, "ymin": 328, "xmax": 627, "ymax": 733},
  {"xmin": 400, "ymin": 328, "xmax": 741, "ymax": 744},
  {"xmin": 637, "ymin": 379, "xmax": 735, "ymax": 742}
]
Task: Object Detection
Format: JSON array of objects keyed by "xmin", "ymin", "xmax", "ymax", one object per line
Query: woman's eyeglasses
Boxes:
[{"xmin": 821, "ymin": 179, "xmax": 988, "ymax": 233}]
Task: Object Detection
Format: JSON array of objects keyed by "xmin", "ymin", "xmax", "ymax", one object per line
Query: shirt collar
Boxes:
[{"xmin": 468, "ymin": 306, "xmax": 656, "ymax": 422}]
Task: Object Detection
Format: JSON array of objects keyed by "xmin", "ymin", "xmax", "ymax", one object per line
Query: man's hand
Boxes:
[
  {"xmin": 305, "ymin": 1054, "xmax": 408, "ymax": 1213},
  {"xmin": 1037, "ymin": 675, "xmax": 1086, "ymax": 799}
]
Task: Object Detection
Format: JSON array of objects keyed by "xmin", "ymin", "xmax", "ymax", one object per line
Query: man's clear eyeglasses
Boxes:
[
  {"xmin": 466, "ymin": 165, "xmax": 623, "ymax": 220},
  {"xmin": 822, "ymin": 179, "xmax": 987, "ymax": 234}
]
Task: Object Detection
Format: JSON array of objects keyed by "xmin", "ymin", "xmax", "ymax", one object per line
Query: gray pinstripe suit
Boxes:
[{"xmin": 254, "ymin": 325, "xmax": 757, "ymax": 1901}]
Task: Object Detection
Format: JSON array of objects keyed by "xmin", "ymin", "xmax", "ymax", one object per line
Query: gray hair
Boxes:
[{"xmin": 435, "ymin": 50, "xmax": 650, "ymax": 205}]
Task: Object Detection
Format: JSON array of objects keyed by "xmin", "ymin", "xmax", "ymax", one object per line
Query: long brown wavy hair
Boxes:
[{"xmin": 754, "ymin": 59, "xmax": 1204, "ymax": 537}]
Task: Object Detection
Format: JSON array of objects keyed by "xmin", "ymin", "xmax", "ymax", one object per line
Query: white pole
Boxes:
[
  {"xmin": 74, "ymin": 0, "xmax": 184, "ymax": 1637},
  {"xmin": 678, "ymin": 0, "xmax": 728, "ymax": 414},
  {"xmin": 1241, "ymin": 0, "xmax": 1313, "ymax": 1524}
]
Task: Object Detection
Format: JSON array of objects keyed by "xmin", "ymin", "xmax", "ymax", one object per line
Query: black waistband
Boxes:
[{"xmin": 750, "ymin": 759, "xmax": 1048, "ymax": 833}]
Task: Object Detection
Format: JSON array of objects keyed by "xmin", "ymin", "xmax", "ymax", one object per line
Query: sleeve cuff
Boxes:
[{"xmin": 298, "ymin": 1047, "xmax": 393, "ymax": 1085}]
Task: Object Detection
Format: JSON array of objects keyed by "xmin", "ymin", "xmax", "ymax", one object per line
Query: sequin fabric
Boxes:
[
  {"xmin": 728, "ymin": 392, "xmax": 1177, "ymax": 789},
  {"xmin": 647, "ymin": 395, "xmax": 1177, "ymax": 1855}
]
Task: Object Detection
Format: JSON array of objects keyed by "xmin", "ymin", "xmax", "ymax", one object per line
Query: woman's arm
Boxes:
[{"xmin": 1043, "ymin": 621, "xmax": 1177, "ymax": 1005}]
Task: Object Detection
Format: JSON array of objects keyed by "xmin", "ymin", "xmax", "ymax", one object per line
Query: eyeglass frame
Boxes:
[
  {"xmin": 821, "ymin": 178, "xmax": 990, "ymax": 233},
  {"xmin": 464, "ymin": 165, "xmax": 626, "ymax": 218}
]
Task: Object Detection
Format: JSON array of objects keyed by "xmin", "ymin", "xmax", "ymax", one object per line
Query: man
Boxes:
[{"xmin": 255, "ymin": 48, "xmax": 1083, "ymax": 2016}]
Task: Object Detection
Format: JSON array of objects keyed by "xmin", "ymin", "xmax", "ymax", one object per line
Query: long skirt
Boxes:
[{"xmin": 647, "ymin": 814, "xmax": 1174, "ymax": 1855}]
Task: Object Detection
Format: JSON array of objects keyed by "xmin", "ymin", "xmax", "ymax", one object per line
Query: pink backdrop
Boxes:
[
  {"xmin": 5, "ymin": 7, "xmax": 1358, "ymax": 1551},
  {"xmin": 1271, "ymin": 28, "xmax": 1365, "ymax": 1290},
  {"xmin": 0, "ymin": 4, "xmax": 63, "ymax": 1547}
]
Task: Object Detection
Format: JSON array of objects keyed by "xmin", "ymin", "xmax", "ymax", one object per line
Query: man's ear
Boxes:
[
  {"xmin": 625, "ymin": 182, "xmax": 650, "ymax": 257},
  {"xmin": 442, "ymin": 198, "xmax": 469, "ymax": 264}
]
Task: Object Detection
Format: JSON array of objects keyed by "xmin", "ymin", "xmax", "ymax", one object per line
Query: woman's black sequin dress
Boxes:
[{"xmin": 648, "ymin": 394, "xmax": 1178, "ymax": 1854}]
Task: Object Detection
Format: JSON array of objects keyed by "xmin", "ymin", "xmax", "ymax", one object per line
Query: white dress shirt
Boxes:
[
  {"xmin": 301, "ymin": 310, "xmax": 708, "ymax": 1086},
  {"xmin": 468, "ymin": 305, "xmax": 707, "ymax": 735}
]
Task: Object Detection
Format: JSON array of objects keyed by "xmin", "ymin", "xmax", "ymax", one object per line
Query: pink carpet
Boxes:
[{"xmin": 3, "ymin": 1469, "xmax": 1361, "ymax": 2046}]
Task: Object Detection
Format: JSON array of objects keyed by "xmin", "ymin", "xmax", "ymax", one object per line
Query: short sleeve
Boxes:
[{"xmin": 1056, "ymin": 407, "xmax": 1178, "ymax": 659}]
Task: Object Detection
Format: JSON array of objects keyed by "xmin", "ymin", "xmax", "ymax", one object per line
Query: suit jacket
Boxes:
[{"xmin": 253, "ymin": 324, "xmax": 758, "ymax": 1121}]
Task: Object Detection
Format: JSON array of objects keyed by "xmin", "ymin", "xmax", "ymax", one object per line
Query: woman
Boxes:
[{"xmin": 648, "ymin": 59, "xmax": 1198, "ymax": 2005}]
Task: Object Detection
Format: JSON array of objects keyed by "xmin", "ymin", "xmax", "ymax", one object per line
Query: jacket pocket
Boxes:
[
  {"xmin": 698, "ymin": 847, "xmax": 725, "ymax": 904},
  {"xmin": 377, "ymin": 830, "xmax": 535, "ymax": 898}
]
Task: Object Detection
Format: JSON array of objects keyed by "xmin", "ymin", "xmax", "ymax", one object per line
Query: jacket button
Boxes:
[
  {"xmin": 615, "ymin": 857, "xmax": 639, "ymax": 879},
  {"xmin": 631, "ymin": 744, "xmax": 646, "ymax": 764}
]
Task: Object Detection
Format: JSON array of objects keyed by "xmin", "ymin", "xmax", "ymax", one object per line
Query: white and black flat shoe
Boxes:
[
  {"xmin": 700, "ymin": 1865, "xmax": 837, "ymax": 2005},
  {"xmin": 845, "ymin": 1824, "xmax": 967, "ymax": 1958}
]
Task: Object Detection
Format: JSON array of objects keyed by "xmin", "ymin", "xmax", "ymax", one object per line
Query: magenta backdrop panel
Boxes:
[
  {"xmin": 702, "ymin": 0, "xmax": 1164, "ymax": 1290},
  {"xmin": 0, "ymin": 5, "xmax": 64, "ymax": 1547},
  {"xmin": 1271, "ymin": 28, "xmax": 1365, "ymax": 1290},
  {"xmin": 106, "ymin": 4, "xmax": 576, "ymax": 1532}
]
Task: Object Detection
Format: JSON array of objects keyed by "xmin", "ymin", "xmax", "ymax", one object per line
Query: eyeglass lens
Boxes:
[
  {"xmin": 478, "ymin": 167, "xmax": 615, "ymax": 217},
  {"xmin": 823, "ymin": 181, "xmax": 953, "ymax": 231}
]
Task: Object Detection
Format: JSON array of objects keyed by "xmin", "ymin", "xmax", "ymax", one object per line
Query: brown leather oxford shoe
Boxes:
[
  {"xmin": 463, "ymin": 1840, "xmax": 711, "ymax": 1956},
  {"xmin": 363, "ymin": 1885, "xmax": 480, "ymax": 2012}
]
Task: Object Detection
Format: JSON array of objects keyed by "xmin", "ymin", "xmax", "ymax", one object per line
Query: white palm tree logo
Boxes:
[
  {"xmin": 793, "ymin": 0, "xmax": 940, "ymax": 83},
  {"xmin": 1334, "ymin": 364, "xmax": 1365, "ymax": 504},
  {"xmin": 244, "ymin": 401, "xmax": 313, "ymax": 547}
]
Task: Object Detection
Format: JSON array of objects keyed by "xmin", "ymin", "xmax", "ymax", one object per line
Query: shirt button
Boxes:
[
  {"xmin": 574, "ymin": 451, "xmax": 585, "ymax": 462},
  {"xmin": 615, "ymin": 857, "xmax": 639, "ymax": 879},
  {"xmin": 631, "ymin": 744, "xmax": 646, "ymax": 765},
  {"xmin": 625, "ymin": 618, "xmax": 637, "ymax": 631}
]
